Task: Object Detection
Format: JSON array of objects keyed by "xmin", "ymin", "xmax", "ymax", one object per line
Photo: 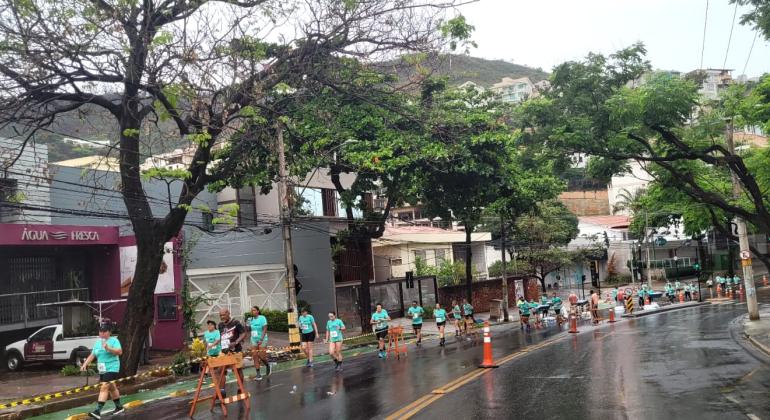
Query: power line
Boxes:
[
  {"xmin": 723, "ymin": 1, "xmax": 739, "ymax": 69},
  {"xmin": 700, "ymin": 0, "xmax": 710, "ymax": 69},
  {"xmin": 742, "ymin": 31, "xmax": 758, "ymax": 76}
]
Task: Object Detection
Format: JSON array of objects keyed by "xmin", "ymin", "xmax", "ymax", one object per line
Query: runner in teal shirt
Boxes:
[
  {"xmin": 326, "ymin": 312, "xmax": 346, "ymax": 371},
  {"xmin": 298, "ymin": 313, "xmax": 315, "ymax": 334},
  {"xmin": 434, "ymin": 303, "xmax": 448, "ymax": 346},
  {"xmin": 407, "ymin": 301, "xmax": 425, "ymax": 345},
  {"xmin": 248, "ymin": 306, "xmax": 269, "ymax": 380},
  {"xmin": 371, "ymin": 304, "xmax": 390, "ymax": 358},
  {"xmin": 81, "ymin": 323, "xmax": 124, "ymax": 418},
  {"xmin": 451, "ymin": 300, "xmax": 462, "ymax": 337},
  {"xmin": 203, "ymin": 320, "xmax": 221, "ymax": 356},
  {"xmin": 298, "ymin": 309, "xmax": 318, "ymax": 367}
]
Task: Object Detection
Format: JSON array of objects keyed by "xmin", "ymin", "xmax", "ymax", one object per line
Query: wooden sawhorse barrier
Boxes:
[
  {"xmin": 387, "ymin": 326, "xmax": 408, "ymax": 359},
  {"xmin": 189, "ymin": 353, "xmax": 250, "ymax": 417}
]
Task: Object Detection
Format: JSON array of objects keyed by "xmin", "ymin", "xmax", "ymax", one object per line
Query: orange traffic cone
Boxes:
[
  {"xmin": 679, "ymin": 291, "xmax": 685, "ymax": 303},
  {"xmin": 479, "ymin": 321, "xmax": 498, "ymax": 368},
  {"xmin": 644, "ymin": 296, "xmax": 650, "ymax": 306},
  {"xmin": 568, "ymin": 314, "xmax": 579, "ymax": 333},
  {"xmin": 608, "ymin": 307, "xmax": 616, "ymax": 323},
  {"xmin": 717, "ymin": 284, "xmax": 722, "ymax": 297}
]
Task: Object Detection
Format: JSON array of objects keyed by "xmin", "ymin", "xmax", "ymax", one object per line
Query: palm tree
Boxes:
[{"xmin": 612, "ymin": 187, "xmax": 647, "ymax": 216}]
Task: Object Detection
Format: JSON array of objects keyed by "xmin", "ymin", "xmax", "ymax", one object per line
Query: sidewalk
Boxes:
[{"xmin": 742, "ymin": 306, "xmax": 770, "ymax": 357}]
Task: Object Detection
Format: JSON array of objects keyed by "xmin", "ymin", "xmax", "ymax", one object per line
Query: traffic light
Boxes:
[
  {"xmin": 581, "ymin": 274, "xmax": 586, "ymax": 284},
  {"xmin": 406, "ymin": 271, "xmax": 414, "ymax": 289},
  {"xmin": 693, "ymin": 263, "xmax": 700, "ymax": 271}
]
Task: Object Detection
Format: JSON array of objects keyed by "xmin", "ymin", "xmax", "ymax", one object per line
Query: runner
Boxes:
[
  {"xmin": 325, "ymin": 312, "xmax": 346, "ymax": 371},
  {"xmin": 406, "ymin": 301, "xmax": 425, "ymax": 346},
  {"xmin": 590, "ymin": 290, "xmax": 599, "ymax": 325},
  {"xmin": 462, "ymin": 298, "xmax": 474, "ymax": 332},
  {"xmin": 684, "ymin": 283, "xmax": 692, "ymax": 301},
  {"xmin": 551, "ymin": 293, "xmax": 564, "ymax": 325},
  {"xmin": 434, "ymin": 303, "xmax": 448, "ymax": 346},
  {"xmin": 638, "ymin": 285, "xmax": 646, "ymax": 308},
  {"xmin": 218, "ymin": 308, "xmax": 245, "ymax": 391},
  {"xmin": 203, "ymin": 320, "xmax": 221, "ymax": 392},
  {"xmin": 371, "ymin": 303, "xmax": 390, "ymax": 359},
  {"xmin": 451, "ymin": 300, "xmax": 462, "ymax": 336},
  {"xmin": 247, "ymin": 306, "xmax": 270, "ymax": 380},
  {"xmin": 611, "ymin": 287, "xmax": 618, "ymax": 304},
  {"xmin": 81, "ymin": 323, "xmax": 123, "ymax": 419},
  {"xmin": 518, "ymin": 297, "xmax": 531, "ymax": 331},
  {"xmin": 298, "ymin": 308, "xmax": 318, "ymax": 367}
]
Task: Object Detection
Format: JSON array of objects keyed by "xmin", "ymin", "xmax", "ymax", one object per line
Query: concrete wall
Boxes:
[
  {"xmin": 559, "ymin": 190, "xmax": 610, "ymax": 216},
  {"xmin": 608, "ymin": 161, "xmax": 653, "ymax": 216}
]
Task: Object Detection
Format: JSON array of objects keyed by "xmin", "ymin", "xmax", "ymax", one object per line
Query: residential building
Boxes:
[
  {"xmin": 608, "ymin": 161, "xmax": 654, "ymax": 216},
  {"xmin": 53, "ymin": 156, "xmax": 121, "ymax": 172},
  {"xmin": 492, "ymin": 77, "xmax": 540, "ymax": 103},
  {"xmin": 687, "ymin": 68, "xmax": 733, "ymax": 100}
]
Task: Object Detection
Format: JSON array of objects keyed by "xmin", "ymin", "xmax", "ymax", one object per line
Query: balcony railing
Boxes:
[{"xmin": 0, "ymin": 288, "xmax": 89, "ymax": 330}]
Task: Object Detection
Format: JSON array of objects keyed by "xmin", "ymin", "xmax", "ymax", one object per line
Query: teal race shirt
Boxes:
[
  {"xmin": 452, "ymin": 305, "xmax": 462, "ymax": 319},
  {"xmin": 327, "ymin": 319, "xmax": 345, "ymax": 342},
  {"xmin": 433, "ymin": 308, "xmax": 448, "ymax": 323},
  {"xmin": 203, "ymin": 330, "xmax": 221, "ymax": 356},
  {"xmin": 298, "ymin": 314, "xmax": 315, "ymax": 334},
  {"xmin": 462, "ymin": 303, "xmax": 473, "ymax": 316},
  {"xmin": 407, "ymin": 306, "xmax": 425, "ymax": 325},
  {"xmin": 552, "ymin": 297, "xmax": 563, "ymax": 311},
  {"xmin": 518, "ymin": 301, "xmax": 530, "ymax": 316},
  {"xmin": 92, "ymin": 337, "xmax": 121, "ymax": 374},
  {"xmin": 371, "ymin": 310, "xmax": 390, "ymax": 330},
  {"xmin": 249, "ymin": 315, "xmax": 268, "ymax": 345}
]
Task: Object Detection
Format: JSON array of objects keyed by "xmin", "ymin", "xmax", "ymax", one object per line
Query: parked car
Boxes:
[{"xmin": 5, "ymin": 324, "xmax": 96, "ymax": 372}]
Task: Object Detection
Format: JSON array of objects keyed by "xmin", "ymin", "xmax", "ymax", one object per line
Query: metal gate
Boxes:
[{"xmin": 187, "ymin": 265, "xmax": 286, "ymax": 325}]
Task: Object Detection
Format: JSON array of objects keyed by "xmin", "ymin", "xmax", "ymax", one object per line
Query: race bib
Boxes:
[
  {"xmin": 97, "ymin": 363, "xmax": 106, "ymax": 374},
  {"xmin": 220, "ymin": 338, "xmax": 230, "ymax": 348},
  {"xmin": 251, "ymin": 331, "xmax": 260, "ymax": 338},
  {"xmin": 437, "ymin": 317, "xmax": 444, "ymax": 323},
  {"xmin": 412, "ymin": 313, "xmax": 419, "ymax": 319},
  {"xmin": 300, "ymin": 323, "xmax": 309, "ymax": 331},
  {"xmin": 330, "ymin": 330, "xmax": 339, "ymax": 338}
]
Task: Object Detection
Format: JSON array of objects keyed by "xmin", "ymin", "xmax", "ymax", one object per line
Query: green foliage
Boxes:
[
  {"xmin": 439, "ymin": 15, "xmax": 476, "ymax": 52},
  {"xmin": 61, "ymin": 364, "xmax": 94, "ymax": 376},
  {"xmin": 244, "ymin": 309, "xmax": 289, "ymax": 332},
  {"xmin": 141, "ymin": 167, "xmax": 192, "ymax": 181},
  {"xmin": 732, "ymin": 0, "xmax": 770, "ymax": 40},
  {"xmin": 171, "ymin": 352, "xmax": 189, "ymax": 376}
]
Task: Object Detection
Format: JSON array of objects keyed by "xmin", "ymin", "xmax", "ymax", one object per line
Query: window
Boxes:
[
  {"xmin": 157, "ymin": 295, "xmax": 178, "ymax": 321},
  {"xmin": 335, "ymin": 192, "xmax": 363, "ymax": 219},
  {"xmin": 435, "ymin": 248, "xmax": 447, "ymax": 263},
  {"xmin": 413, "ymin": 249, "xmax": 426, "ymax": 264},
  {"xmin": 299, "ymin": 188, "xmax": 324, "ymax": 216},
  {"xmin": 30, "ymin": 327, "xmax": 56, "ymax": 342}
]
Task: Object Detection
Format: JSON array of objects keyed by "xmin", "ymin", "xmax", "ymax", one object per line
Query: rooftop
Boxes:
[{"xmin": 579, "ymin": 215, "xmax": 630, "ymax": 229}]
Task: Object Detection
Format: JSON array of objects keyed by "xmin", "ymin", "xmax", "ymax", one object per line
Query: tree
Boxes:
[
  {"xmin": 732, "ymin": 0, "xmax": 770, "ymax": 40},
  {"xmin": 519, "ymin": 45, "xmax": 770, "ymax": 243},
  {"xmin": 0, "ymin": 0, "xmax": 469, "ymax": 375},
  {"xmin": 507, "ymin": 200, "xmax": 600, "ymax": 292}
]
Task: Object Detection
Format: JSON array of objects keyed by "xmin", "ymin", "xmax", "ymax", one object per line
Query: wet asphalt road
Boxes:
[{"xmin": 113, "ymin": 291, "xmax": 770, "ymax": 420}]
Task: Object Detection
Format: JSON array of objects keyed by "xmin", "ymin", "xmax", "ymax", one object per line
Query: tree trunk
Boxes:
[
  {"xmin": 120, "ymin": 235, "xmax": 165, "ymax": 376},
  {"xmin": 465, "ymin": 227, "xmax": 473, "ymax": 304}
]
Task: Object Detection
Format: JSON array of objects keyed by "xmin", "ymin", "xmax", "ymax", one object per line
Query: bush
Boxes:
[
  {"xmin": 423, "ymin": 306, "xmax": 434, "ymax": 320},
  {"xmin": 243, "ymin": 309, "xmax": 289, "ymax": 332},
  {"xmin": 60, "ymin": 365, "xmax": 81, "ymax": 376},
  {"xmin": 171, "ymin": 352, "xmax": 189, "ymax": 376}
]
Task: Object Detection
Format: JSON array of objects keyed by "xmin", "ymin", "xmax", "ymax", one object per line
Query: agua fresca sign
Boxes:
[
  {"xmin": 21, "ymin": 228, "xmax": 100, "ymax": 241},
  {"xmin": 0, "ymin": 224, "xmax": 119, "ymax": 246}
]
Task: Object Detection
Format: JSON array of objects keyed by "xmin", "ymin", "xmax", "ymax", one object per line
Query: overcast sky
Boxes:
[{"xmin": 458, "ymin": 0, "xmax": 770, "ymax": 77}]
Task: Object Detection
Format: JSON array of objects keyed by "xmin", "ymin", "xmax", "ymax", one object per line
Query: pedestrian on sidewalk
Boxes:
[
  {"xmin": 451, "ymin": 300, "xmax": 462, "ymax": 337},
  {"xmin": 611, "ymin": 287, "xmax": 618, "ymax": 304},
  {"xmin": 298, "ymin": 308, "xmax": 319, "ymax": 367},
  {"xmin": 247, "ymin": 306, "xmax": 270, "ymax": 380},
  {"xmin": 590, "ymin": 290, "xmax": 599, "ymax": 325},
  {"xmin": 407, "ymin": 301, "xmax": 425, "ymax": 346},
  {"xmin": 551, "ymin": 293, "xmax": 564, "ymax": 325},
  {"xmin": 325, "ymin": 312, "xmax": 346, "ymax": 371},
  {"xmin": 434, "ymin": 303, "xmax": 448, "ymax": 346},
  {"xmin": 81, "ymin": 323, "xmax": 124, "ymax": 419},
  {"xmin": 371, "ymin": 303, "xmax": 391, "ymax": 358},
  {"xmin": 638, "ymin": 285, "xmax": 646, "ymax": 308},
  {"xmin": 684, "ymin": 284, "xmax": 692, "ymax": 301}
]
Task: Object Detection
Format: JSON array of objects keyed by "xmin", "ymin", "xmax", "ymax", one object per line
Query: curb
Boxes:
[
  {"xmin": 621, "ymin": 301, "xmax": 710, "ymax": 318},
  {"xmin": 747, "ymin": 335, "xmax": 770, "ymax": 358}
]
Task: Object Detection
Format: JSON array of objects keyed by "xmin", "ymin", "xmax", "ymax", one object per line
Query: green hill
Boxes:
[{"xmin": 382, "ymin": 54, "xmax": 549, "ymax": 88}]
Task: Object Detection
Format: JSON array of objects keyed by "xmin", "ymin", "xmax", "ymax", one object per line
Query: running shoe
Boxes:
[
  {"xmin": 88, "ymin": 412, "xmax": 101, "ymax": 420},
  {"xmin": 112, "ymin": 407, "xmax": 125, "ymax": 415}
]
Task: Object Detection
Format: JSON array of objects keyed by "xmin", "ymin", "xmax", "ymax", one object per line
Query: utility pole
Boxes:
[
  {"xmin": 276, "ymin": 124, "xmax": 301, "ymax": 349},
  {"xmin": 645, "ymin": 211, "xmax": 653, "ymax": 289},
  {"xmin": 500, "ymin": 214, "xmax": 509, "ymax": 322},
  {"xmin": 726, "ymin": 119, "xmax": 759, "ymax": 320}
]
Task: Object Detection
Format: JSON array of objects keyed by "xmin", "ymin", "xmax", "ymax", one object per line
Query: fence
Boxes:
[{"xmin": 0, "ymin": 288, "xmax": 88, "ymax": 331}]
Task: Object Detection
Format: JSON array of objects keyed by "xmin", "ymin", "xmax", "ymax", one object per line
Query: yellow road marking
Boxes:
[{"xmin": 386, "ymin": 335, "xmax": 565, "ymax": 420}]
